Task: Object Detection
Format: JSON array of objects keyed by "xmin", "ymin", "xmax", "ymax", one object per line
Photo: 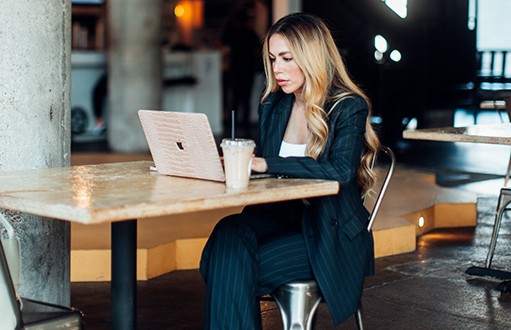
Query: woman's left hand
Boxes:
[{"xmin": 251, "ymin": 157, "xmax": 268, "ymax": 173}]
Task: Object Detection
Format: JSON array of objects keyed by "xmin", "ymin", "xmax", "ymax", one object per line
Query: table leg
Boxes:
[{"xmin": 111, "ymin": 220, "xmax": 137, "ymax": 330}]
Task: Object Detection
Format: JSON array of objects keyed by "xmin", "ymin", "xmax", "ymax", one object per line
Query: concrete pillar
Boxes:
[
  {"xmin": 108, "ymin": 0, "xmax": 162, "ymax": 153},
  {"xmin": 0, "ymin": 1, "xmax": 71, "ymax": 305}
]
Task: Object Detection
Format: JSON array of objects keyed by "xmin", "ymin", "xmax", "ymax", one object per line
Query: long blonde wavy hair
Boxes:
[{"xmin": 261, "ymin": 13, "xmax": 380, "ymax": 195}]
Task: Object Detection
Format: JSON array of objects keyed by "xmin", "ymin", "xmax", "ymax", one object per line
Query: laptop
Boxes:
[{"xmin": 138, "ymin": 110, "xmax": 226, "ymax": 182}]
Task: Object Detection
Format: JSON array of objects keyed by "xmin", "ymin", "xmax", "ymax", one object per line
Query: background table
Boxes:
[
  {"xmin": 403, "ymin": 122, "xmax": 511, "ymax": 185},
  {"xmin": 0, "ymin": 161, "xmax": 339, "ymax": 330},
  {"xmin": 403, "ymin": 123, "xmax": 511, "ymax": 145},
  {"xmin": 403, "ymin": 123, "xmax": 511, "ymax": 285}
]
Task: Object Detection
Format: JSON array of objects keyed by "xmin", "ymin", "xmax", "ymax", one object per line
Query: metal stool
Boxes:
[
  {"xmin": 269, "ymin": 146, "xmax": 396, "ymax": 330},
  {"xmin": 271, "ymin": 280, "xmax": 364, "ymax": 330},
  {"xmin": 1, "ymin": 213, "xmax": 84, "ymax": 329},
  {"xmin": 271, "ymin": 280, "xmax": 322, "ymax": 330},
  {"xmin": 485, "ymin": 188, "xmax": 511, "ymax": 269},
  {"xmin": 466, "ymin": 188, "xmax": 511, "ymax": 280}
]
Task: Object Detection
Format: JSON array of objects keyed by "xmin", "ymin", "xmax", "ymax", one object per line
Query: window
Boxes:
[
  {"xmin": 381, "ymin": 0, "xmax": 407, "ymax": 19},
  {"xmin": 476, "ymin": 0, "xmax": 511, "ymax": 50},
  {"xmin": 476, "ymin": 0, "xmax": 511, "ymax": 78}
]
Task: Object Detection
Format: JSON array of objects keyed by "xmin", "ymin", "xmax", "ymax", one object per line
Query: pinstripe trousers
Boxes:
[{"xmin": 199, "ymin": 202, "xmax": 313, "ymax": 330}]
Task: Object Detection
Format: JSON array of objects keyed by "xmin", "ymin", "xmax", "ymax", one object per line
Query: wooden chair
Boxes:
[{"xmin": 269, "ymin": 146, "xmax": 396, "ymax": 330}]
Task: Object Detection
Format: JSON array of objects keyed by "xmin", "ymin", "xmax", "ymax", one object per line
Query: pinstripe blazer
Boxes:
[{"xmin": 255, "ymin": 91, "xmax": 374, "ymax": 326}]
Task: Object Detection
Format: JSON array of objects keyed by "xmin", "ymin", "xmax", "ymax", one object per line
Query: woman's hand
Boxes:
[{"xmin": 251, "ymin": 157, "xmax": 268, "ymax": 173}]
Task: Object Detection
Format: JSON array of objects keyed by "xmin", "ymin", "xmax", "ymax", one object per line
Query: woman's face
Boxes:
[{"xmin": 268, "ymin": 34, "xmax": 305, "ymax": 97}]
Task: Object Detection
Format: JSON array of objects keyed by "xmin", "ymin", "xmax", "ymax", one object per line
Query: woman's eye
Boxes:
[
  {"xmin": 283, "ymin": 57, "xmax": 292, "ymax": 62},
  {"xmin": 269, "ymin": 57, "xmax": 276, "ymax": 62}
]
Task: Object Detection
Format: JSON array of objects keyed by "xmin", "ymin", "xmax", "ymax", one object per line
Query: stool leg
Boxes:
[
  {"xmin": 485, "ymin": 189, "xmax": 511, "ymax": 268},
  {"xmin": 485, "ymin": 209, "xmax": 504, "ymax": 269},
  {"xmin": 355, "ymin": 306, "xmax": 364, "ymax": 330},
  {"xmin": 271, "ymin": 281, "xmax": 322, "ymax": 330},
  {"xmin": 505, "ymin": 154, "xmax": 511, "ymax": 187}
]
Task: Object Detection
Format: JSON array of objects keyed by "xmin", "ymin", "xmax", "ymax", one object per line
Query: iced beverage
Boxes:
[{"xmin": 221, "ymin": 138, "xmax": 256, "ymax": 188}]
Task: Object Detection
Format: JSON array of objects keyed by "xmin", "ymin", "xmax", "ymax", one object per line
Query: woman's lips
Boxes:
[{"xmin": 277, "ymin": 79, "xmax": 288, "ymax": 86}]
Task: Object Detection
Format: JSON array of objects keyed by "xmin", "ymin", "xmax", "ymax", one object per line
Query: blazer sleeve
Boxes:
[{"xmin": 265, "ymin": 96, "xmax": 368, "ymax": 186}]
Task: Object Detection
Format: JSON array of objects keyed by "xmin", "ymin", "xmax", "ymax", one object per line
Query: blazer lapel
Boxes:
[{"xmin": 263, "ymin": 93, "xmax": 293, "ymax": 157}]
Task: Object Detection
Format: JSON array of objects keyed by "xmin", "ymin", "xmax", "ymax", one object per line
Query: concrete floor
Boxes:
[{"xmin": 70, "ymin": 111, "xmax": 511, "ymax": 329}]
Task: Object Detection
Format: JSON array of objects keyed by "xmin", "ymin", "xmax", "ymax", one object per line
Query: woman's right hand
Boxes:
[{"xmin": 251, "ymin": 157, "xmax": 268, "ymax": 173}]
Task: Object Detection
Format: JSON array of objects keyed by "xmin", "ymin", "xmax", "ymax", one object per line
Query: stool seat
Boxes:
[{"xmin": 271, "ymin": 280, "xmax": 322, "ymax": 330}]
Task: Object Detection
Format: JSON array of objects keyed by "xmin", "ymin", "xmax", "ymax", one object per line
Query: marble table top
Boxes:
[
  {"xmin": 0, "ymin": 161, "xmax": 339, "ymax": 224},
  {"xmin": 403, "ymin": 123, "xmax": 511, "ymax": 145}
]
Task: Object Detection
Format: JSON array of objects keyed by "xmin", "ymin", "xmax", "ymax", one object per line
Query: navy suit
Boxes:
[{"xmin": 200, "ymin": 91, "xmax": 374, "ymax": 329}]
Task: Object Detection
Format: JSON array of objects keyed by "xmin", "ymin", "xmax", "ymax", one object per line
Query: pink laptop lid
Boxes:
[{"xmin": 138, "ymin": 110, "xmax": 225, "ymax": 182}]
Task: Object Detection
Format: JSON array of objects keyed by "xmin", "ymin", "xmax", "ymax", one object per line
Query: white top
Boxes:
[{"xmin": 279, "ymin": 141, "xmax": 307, "ymax": 157}]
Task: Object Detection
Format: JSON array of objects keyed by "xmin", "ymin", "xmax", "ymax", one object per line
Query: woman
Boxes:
[{"xmin": 200, "ymin": 12, "xmax": 380, "ymax": 329}]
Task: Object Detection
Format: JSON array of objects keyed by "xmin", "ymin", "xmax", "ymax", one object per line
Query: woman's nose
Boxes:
[{"xmin": 273, "ymin": 60, "xmax": 282, "ymax": 73}]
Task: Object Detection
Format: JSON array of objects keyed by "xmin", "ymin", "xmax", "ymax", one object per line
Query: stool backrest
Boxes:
[
  {"xmin": 365, "ymin": 146, "xmax": 396, "ymax": 231},
  {"xmin": 0, "ymin": 239, "xmax": 22, "ymax": 329}
]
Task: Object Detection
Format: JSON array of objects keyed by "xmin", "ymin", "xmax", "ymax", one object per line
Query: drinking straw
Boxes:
[{"xmin": 231, "ymin": 110, "xmax": 235, "ymax": 140}]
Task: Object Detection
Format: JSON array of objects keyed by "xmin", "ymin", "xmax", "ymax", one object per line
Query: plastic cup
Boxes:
[{"xmin": 221, "ymin": 138, "xmax": 256, "ymax": 188}]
